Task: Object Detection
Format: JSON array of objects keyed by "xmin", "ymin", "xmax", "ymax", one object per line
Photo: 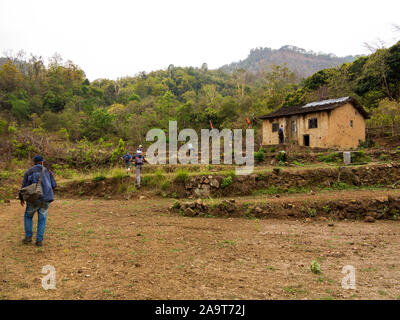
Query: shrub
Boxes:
[
  {"xmin": 93, "ymin": 173, "xmax": 106, "ymax": 182},
  {"xmin": 351, "ymin": 150, "xmax": 371, "ymax": 163},
  {"xmin": 175, "ymin": 169, "xmax": 189, "ymax": 183},
  {"xmin": 221, "ymin": 176, "xmax": 233, "ymax": 188},
  {"xmin": 269, "ymin": 146, "xmax": 276, "ymax": 153},
  {"xmin": 317, "ymin": 152, "xmax": 341, "ymax": 163},
  {"xmin": 258, "ymin": 147, "xmax": 267, "ymax": 154},
  {"xmin": 161, "ymin": 180, "xmax": 171, "ymax": 190},
  {"xmin": 254, "ymin": 151, "xmax": 265, "ymax": 163}
]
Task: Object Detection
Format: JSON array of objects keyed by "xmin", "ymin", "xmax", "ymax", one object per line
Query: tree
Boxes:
[
  {"xmin": 373, "ymin": 98, "xmax": 400, "ymax": 136},
  {"xmin": 0, "ymin": 60, "xmax": 23, "ymax": 92}
]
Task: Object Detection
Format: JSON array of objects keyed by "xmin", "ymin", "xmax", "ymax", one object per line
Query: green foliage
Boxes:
[
  {"xmin": 110, "ymin": 138, "xmax": 125, "ymax": 163},
  {"xmin": 221, "ymin": 175, "xmax": 233, "ymax": 188},
  {"xmin": 93, "ymin": 174, "xmax": 106, "ymax": 182},
  {"xmin": 310, "ymin": 260, "xmax": 322, "ymax": 274},
  {"xmin": 351, "ymin": 150, "xmax": 371, "ymax": 163},
  {"xmin": 254, "ymin": 151, "xmax": 266, "ymax": 163},
  {"xmin": 317, "ymin": 152, "xmax": 342, "ymax": 163},
  {"xmin": 175, "ymin": 169, "xmax": 189, "ymax": 183},
  {"xmin": 0, "ymin": 118, "xmax": 7, "ymax": 134}
]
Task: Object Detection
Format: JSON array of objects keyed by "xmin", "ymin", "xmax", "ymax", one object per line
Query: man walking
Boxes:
[
  {"xmin": 132, "ymin": 148, "xmax": 145, "ymax": 188},
  {"xmin": 278, "ymin": 124, "xmax": 284, "ymax": 144},
  {"xmin": 19, "ymin": 155, "xmax": 57, "ymax": 246},
  {"xmin": 121, "ymin": 151, "xmax": 133, "ymax": 173}
]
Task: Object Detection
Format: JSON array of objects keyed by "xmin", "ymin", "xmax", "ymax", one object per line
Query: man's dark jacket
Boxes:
[{"xmin": 19, "ymin": 164, "xmax": 57, "ymax": 202}]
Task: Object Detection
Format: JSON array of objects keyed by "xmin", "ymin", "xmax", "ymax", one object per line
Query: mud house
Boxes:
[{"xmin": 259, "ymin": 97, "xmax": 369, "ymax": 149}]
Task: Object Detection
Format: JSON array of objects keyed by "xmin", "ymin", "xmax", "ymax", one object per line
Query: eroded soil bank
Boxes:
[{"xmin": 57, "ymin": 163, "xmax": 400, "ymax": 199}]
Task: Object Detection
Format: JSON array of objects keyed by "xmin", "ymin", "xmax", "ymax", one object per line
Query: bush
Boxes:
[
  {"xmin": 258, "ymin": 147, "xmax": 267, "ymax": 153},
  {"xmin": 317, "ymin": 152, "xmax": 342, "ymax": 163},
  {"xmin": 254, "ymin": 151, "xmax": 265, "ymax": 163},
  {"xmin": 351, "ymin": 150, "xmax": 371, "ymax": 163},
  {"xmin": 221, "ymin": 176, "xmax": 233, "ymax": 188},
  {"xmin": 175, "ymin": 169, "xmax": 189, "ymax": 183}
]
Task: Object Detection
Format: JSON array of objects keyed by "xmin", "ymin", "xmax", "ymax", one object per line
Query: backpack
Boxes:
[
  {"xmin": 135, "ymin": 155, "xmax": 143, "ymax": 165},
  {"xmin": 20, "ymin": 166, "xmax": 45, "ymax": 203},
  {"xmin": 122, "ymin": 154, "xmax": 132, "ymax": 162}
]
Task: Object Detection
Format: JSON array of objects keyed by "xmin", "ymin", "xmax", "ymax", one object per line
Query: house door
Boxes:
[{"xmin": 303, "ymin": 134, "xmax": 310, "ymax": 147}]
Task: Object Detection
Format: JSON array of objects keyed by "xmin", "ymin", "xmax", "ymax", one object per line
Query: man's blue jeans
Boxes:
[{"xmin": 24, "ymin": 200, "xmax": 50, "ymax": 242}]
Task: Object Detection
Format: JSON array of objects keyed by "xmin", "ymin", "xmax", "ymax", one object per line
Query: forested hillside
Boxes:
[
  {"xmin": 220, "ymin": 45, "xmax": 357, "ymax": 77},
  {"xmin": 0, "ymin": 41, "xmax": 399, "ymax": 153}
]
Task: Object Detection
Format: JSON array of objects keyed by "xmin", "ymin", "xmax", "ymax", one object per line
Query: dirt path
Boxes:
[{"xmin": 1, "ymin": 193, "xmax": 400, "ymax": 300}]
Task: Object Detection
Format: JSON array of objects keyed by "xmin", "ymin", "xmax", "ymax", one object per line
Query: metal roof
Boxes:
[{"xmin": 259, "ymin": 96, "xmax": 369, "ymax": 120}]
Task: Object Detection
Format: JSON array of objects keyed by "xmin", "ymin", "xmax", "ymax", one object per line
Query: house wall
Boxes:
[
  {"xmin": 261, "ymin": 102, "xmax": 366, "ymax": 149},
  {"xmin": 326, "ymin": 102, "xmax": 366, "ymax": 149}
]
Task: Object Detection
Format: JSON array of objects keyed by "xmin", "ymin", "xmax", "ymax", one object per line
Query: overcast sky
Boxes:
[{"xmin": 1, "ymin": 0, "xmax": 399, "ymax": 80}]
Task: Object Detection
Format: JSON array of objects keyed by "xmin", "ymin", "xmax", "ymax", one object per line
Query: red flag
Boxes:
[
  {"xmin": 246, "ymin": 117, "xmax": 251, "ymax": 125},
  {"xmin": 209, "ymin": 120, "xmax": 214, "ymax": 129}
]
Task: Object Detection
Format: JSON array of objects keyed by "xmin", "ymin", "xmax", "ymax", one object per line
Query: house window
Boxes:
[
  {"xmin": 308, "ymin": 118, "xmax": 318, "ymax": 129},
  {"xmin": 272, "ymin": 123, "xmax": 279, "ymax": 132},
  {"xmin": 350, "ymin": 120, "xmax": 353, "ymax": 128}
]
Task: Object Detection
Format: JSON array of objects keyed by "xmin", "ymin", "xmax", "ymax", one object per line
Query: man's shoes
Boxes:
[
  {"xmin": 35, "ymin": 241, "xmax": 43, "ymax": 247},
  {"xmin": 22, "ymin": 237, "xmax": 32, "ymax": 244}
]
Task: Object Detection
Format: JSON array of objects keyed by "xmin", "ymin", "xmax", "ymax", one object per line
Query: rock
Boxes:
[
  {"xmin": 364, "ymin": 216, "xmax": 375, "ymax": 223},
  {"xmin": 209, "ymin": 178, "xmax": 220, "ymax": 188},
  {"xmin": 275, "ymin": 194, "xmax": 280, "ymax": 198},
  {"xmin": 255, "ymin": 207, "xmax": 263, "ymax": 214},
  {"xmin": 328, "ymin": 223, "xmax": 334, "ymax": 227},
  {"xmin": 139, "ymin": 196, "xmax": 146, "ymax": 200},
  {"xmin": 184, "ymin": 207, "xmax": 196, "ymax": 216}
]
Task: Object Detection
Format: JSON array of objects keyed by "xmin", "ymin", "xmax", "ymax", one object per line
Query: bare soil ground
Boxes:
[{"xmin": 1, "ymin": 190, "xmax": 400, "ymax": 300}]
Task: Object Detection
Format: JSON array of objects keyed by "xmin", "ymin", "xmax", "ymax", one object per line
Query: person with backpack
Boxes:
[
  {"xmin": 121, "ymin": 152, "xmax": 133, "ymax": 173},
  {"xmin": 132, "ymin": 148, "xmax": 146, "ymax": 188},
  {"xmin": 19, "ymin": 155, "xmax": 57, "ymax": 247},
  {"xmin": 278, "ymin": 124, "xmax": 284, "ymax": 144}
]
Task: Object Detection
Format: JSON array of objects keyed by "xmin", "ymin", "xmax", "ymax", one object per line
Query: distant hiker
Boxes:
[
  {"xmin": 133, "ymin": 148, "xmax": 146, "ymax": 188},
  {"xmin": 121, "ymin": 152, "xmax": 133, "ymax": 173},
  {"xmin": 278, "ymin": 124, "xmax": 284, "ymax": 144},
  {"xmin": 19, "ymin": 155, "xmax": 57, "ymax": 247}
]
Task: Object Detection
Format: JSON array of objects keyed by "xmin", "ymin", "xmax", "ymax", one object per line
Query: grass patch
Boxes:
[{"xmin": 175, "ymin": 169, "xmax": 189, "ymax": 183}]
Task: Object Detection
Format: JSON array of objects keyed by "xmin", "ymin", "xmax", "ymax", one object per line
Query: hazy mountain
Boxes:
[{"xmin": 219, "ymin": 45, "xmax": 359, "ymax": 78}]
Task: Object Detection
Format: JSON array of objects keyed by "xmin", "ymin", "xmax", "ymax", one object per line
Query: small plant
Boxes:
[
  {"xmin": 258, "ymin": 147, "xmax": 267, "ymax": 153},
  {"xmin": 307, "ymin": 207, "xmax": 316, "ymax": 217},
  {"xmin": 310, "ymin": 260, "xmax": 322, "ymax": 274},
  {"xmin": 93, "ymin": 174, "xmax": 106, "ymax": 182},
  {"xmin": 293, "ymin": 160, "xmax": 304, "ymax": 166},
  {"xmin": 254, "ymin": 151, "xmax": 266, "ymax": 163},
  {"xmin": 221, "ymin": 176, "xmax": 233, "ymax": 188},
  {"xmin": 269, "ymin": 146, "xmax": 276, "ymax": 153},
  {"xmin": 175, "ymin": 169, "xmax": 189, "ymax": 183},
  {"xmin": 172, "ymin": 201, "xmax": 180, "ymax": 209},
  {"xmin": 322, "ymin": 205, "xmax": 331, "ymax": 213}
]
